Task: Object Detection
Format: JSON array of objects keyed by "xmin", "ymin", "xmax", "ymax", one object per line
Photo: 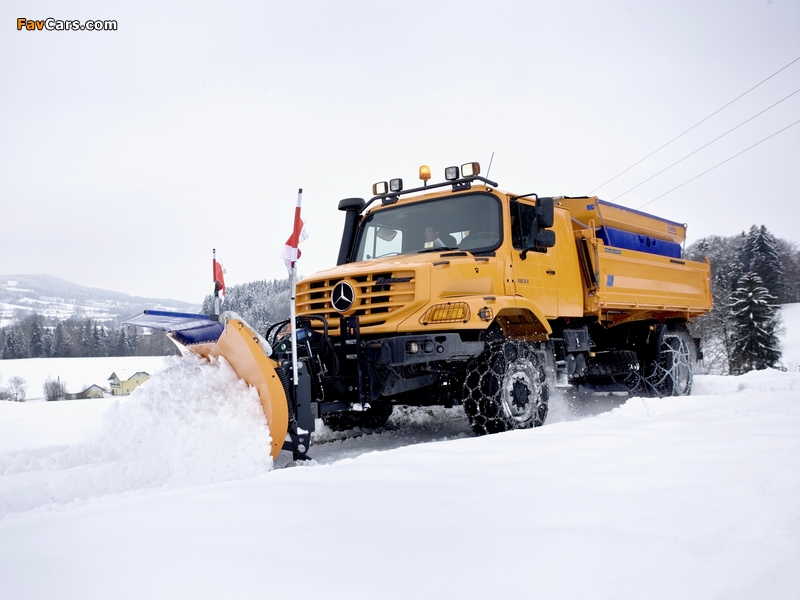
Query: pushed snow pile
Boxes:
[{"xmin": 0, "ymin": 354, "xmax": 272, "ymax": 518}]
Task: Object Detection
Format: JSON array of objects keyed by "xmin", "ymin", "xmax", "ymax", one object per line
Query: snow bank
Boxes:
[{"xmin": 0, "ymin": 355, "xmax": 272, "ymax": 518}]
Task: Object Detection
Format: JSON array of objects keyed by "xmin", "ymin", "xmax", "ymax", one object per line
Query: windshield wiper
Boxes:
[{"xmin": 417, "ymin": 246, "xmax": 460, "ymax": 254}]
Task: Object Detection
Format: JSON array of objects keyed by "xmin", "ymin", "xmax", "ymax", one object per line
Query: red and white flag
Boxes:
[
  {"xmin": 213, "ymin": 254, "xmax": 226, "ymax": 302},
  {"xmin": 281, "ymin": 188, "xmax": 308, "ymax": 273}
]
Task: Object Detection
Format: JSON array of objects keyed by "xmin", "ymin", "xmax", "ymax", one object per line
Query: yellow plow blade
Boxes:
[{"xmin": 179, "ymin": 319, "xmax": 289, "ymax": 460}]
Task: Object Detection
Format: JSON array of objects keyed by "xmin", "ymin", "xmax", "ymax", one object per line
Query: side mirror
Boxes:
[
  {"xmin": 535, "ymin": 229, "xmax": 556, "ymax": 248},
  {"xmin": 535, "ymin": 197, "xmax": 554, "ymax": 229}
]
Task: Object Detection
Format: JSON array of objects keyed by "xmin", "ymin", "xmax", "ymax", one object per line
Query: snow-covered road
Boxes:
[
  {"xmin": 1, "ymin": 366, "xmax": 799, "ymax": 599},
  {"xmin": 1, "ymin": 305, "xmax": 799, "ymax": 598}
]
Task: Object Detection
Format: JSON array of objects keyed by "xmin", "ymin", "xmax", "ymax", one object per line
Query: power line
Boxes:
[
  {"xmin": 590, "ymin": 55, "xmax": 800, "ymax": 194},
  {"xmin": 612, "ymin": 87, "xmax": 800, "ymax": 201},
  {"xmin": 637, "ymin": 118, "xmax": 800, "ymax": 210}
]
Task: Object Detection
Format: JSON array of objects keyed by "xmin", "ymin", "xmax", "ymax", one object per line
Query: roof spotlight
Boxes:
[
  {"xmin": 389, "ymin": 178, "xmax": 403, "ymax": 192},
  {"xmin": 461, "ymin": 162, "xmax": 480, "ymax": 177},
  {"xmin": 444, "ymin": 166, "xmax": 460, "ymax": 181},
  {"xmin": 372, "ymin": 181, "xmax": 388, "ymax": 195}
]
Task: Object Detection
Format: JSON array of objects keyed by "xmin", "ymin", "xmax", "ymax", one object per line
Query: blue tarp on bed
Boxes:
[{"xmin": 598, "ymin": 227, "xmax": 682, "ymax": 259}]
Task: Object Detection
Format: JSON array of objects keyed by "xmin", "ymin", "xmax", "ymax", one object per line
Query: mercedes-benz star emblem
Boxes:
[{"xmin": 331, "ymin": 281, "xmax": 355, "ymax": 312}]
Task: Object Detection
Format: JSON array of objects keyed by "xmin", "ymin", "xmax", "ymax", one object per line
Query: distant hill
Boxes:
[{"xmin": 0, "ymin": 274, "xmax": 200, "ymax": 327}]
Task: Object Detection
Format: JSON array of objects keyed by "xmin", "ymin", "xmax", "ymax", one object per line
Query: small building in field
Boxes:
[
  {"xmin": 107, "ymin": 371, "xmax": 150, "ymax": 396},
  {"xmin": 65, "ymin": 384, "xmax": 107, "ymax": 400}
]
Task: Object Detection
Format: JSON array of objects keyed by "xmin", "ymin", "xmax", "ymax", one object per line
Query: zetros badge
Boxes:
[{"xmin": 331, "ymin": 281, "xmax": 356, "ymax": 312}]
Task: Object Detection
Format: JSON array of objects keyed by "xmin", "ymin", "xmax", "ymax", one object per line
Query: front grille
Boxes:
[{"xmin": 296, "ymin": 270, "xmax": 416, "ymax": 329}]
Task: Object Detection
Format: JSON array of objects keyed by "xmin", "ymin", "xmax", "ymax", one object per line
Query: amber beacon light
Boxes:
[{"xmin": 419, "ymin": 165, "xmax": 431, "ymax": 186}]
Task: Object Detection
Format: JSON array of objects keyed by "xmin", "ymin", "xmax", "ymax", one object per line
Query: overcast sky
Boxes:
[{"xmin": 2, "ymin": 0, "xmax": 799, "ymax": 303}]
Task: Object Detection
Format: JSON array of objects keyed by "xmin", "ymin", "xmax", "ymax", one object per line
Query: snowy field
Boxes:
[{"xmin": 0, "ymin": 307, "xmax": 799, "ymax": 599}]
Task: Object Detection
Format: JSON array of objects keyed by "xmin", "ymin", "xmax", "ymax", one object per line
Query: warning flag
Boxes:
[{"xmin": 281, "ymin": 188, "xmax": 308, "ymax": 273}]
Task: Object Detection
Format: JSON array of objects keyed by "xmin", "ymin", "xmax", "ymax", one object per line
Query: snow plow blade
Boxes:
[{"xmin": 123, "ymin": 310, "xmax": 289, "ymax": 459}]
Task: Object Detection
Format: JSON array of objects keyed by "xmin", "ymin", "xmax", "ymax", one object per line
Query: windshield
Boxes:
[{"xmin": 352, "ymin": 193, "xmax": 502, "ymax": 262}]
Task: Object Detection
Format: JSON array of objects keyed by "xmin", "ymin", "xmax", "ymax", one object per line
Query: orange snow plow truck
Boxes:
[{"xmin": 125, "ymin": 162, "xmax": 712, "ymax": 461}]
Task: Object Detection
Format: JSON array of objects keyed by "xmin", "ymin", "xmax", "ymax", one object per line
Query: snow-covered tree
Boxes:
[
  {"xmin": 43, "ymin": 376, "xmax": 67, "ymax": 401},
  {"xmin": 742, "ymin": 225, "xmax": 783, "ymax": 301},
  {"xmin": 728, "ymin": 272, "xmax": 782, "ymax": 374},
  {"xmin": 52, "ymin": 322, "xmax": 72, "ymax": 357},
  {"xmin": 29, "ymin": 316, "xmax": 46, "ymax": 358},
  {"xmin": 1, "ymin": 327, "xmax": 27, "ymax": 359},
  {"xmin": 6, "ymin": 376, "xmax": 27, "ymax": 402},
  {"xmin": 776, "ymin": 238, "xmax": 800, "ymax": 304},
  {"xmin": 201, "ymin": 278, "xmax": 290, "ymax": 335}
]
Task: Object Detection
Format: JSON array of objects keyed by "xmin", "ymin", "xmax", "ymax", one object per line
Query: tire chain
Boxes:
[
  {"xmin": 626, "ymin": 332, "xmax": 693, "ymax": 397},
  {"xmin": 463, "ymin": 338, "xmax": 548, "ymax": 435}
]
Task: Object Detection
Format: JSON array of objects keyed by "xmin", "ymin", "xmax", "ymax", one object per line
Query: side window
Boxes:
[{"xmin": 511, "ymin": 202, "xmax": 537, "ymax": 250}]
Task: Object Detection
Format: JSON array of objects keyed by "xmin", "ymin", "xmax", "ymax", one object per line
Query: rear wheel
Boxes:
[
  {"xmin": 629, "ymin": 326, "xmax": 694, "ymax": 397},
  {"xmin": 463, "ymin": 338, "xmax": 549, "ymax": 435},
  {"xmin": 321, "ymin": 399, "xmax": 394, "ymax": 431}
]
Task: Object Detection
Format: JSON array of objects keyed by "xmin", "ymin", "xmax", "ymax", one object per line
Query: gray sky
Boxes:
[{"xmin": 2, "ymin": 0, "xmax": 799, "ymax": 303}]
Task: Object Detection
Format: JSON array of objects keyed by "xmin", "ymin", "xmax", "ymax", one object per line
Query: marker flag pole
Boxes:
[{"xmin": 287, "ymin": 188, "xmax": 305, "ymax": 386}]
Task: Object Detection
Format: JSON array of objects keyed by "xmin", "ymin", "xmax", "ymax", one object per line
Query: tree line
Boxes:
[
  {"xmin": 1, "ymin": 278, "xmax": 292, "ymax": 361},
  {"xmin": 686, "ymin": 224, "xmax": 799, "ymax": 375},
  {"xmin": 201, "ymin": 278, "xmax": 291, "ymax": 335},
  {"xmin": 0, "ymin": 315, "xmax": 178, "ymax": 360}
]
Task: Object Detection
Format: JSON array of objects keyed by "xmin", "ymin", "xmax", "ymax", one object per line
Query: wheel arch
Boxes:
[{"xmin": 492, "ymin": 304, "xmax": 552, "ymax": 342}]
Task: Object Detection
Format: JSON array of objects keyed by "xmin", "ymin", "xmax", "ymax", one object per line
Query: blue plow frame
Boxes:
[{"xmin": 122, "ymin": 310, "xmax": 224, "ymax": 346}]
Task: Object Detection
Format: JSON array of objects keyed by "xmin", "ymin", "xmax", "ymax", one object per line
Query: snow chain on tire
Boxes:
[
  {"xmin": 627, "ymin": 327, "xmax": 694, "ymax": 397},
  {"xmin": 463, "ymin": 338, "xmax": 549, "ymax": 435}
]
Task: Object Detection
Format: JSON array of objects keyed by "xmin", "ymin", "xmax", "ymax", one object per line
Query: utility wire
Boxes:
[
  {"xmin": 612, "ymin": 87, "xmax": 800, "ymax": 201},
  {"xmin": 637, "ymin": 118, "xmax": 800, "ymax": 210},
  {"xmin": 590, "ymin": 55, "xmax": 800, "ymax": 194}
]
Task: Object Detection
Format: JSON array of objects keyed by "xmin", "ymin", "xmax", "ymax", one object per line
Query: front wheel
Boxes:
[{"xmin": 463, "ymin": 338, "xmax": 549, "ymax": 435}]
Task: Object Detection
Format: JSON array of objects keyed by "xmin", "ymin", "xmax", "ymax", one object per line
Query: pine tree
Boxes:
[
  {"xmin": 1, "ymin": 328, "xmax": 27, "ymax": 359},
  {"xmin": 79, "ymin": 320, "xmax": 92, "ymax": 357},
  {"xmin": 53, "ymin": 322, "xmax": 72, "ymax": 357},
  {"xmin": 776, "ymin": 239, "xmax": 800, "ymax": 303},
  {"xmin": 729, "ymin": 272, "xmax": 782, "ymax": 374},
  {"xmin": 29, "ymin": 316, "xmax": 45, "ymax": 358},
  {"xmin": 91, "ymin": 324, "xmax": 104, "ymax": 357},
  {"xmin": 742, "ymin": 225, "xmax": 783, "ymax": 300},
  {"xmin": 43, "ymin": 328, "xmax": 54, "ymax": 357},
  {"xmin": 115, "ymin": 329, "xmax": 128, "ymax": 356}
]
